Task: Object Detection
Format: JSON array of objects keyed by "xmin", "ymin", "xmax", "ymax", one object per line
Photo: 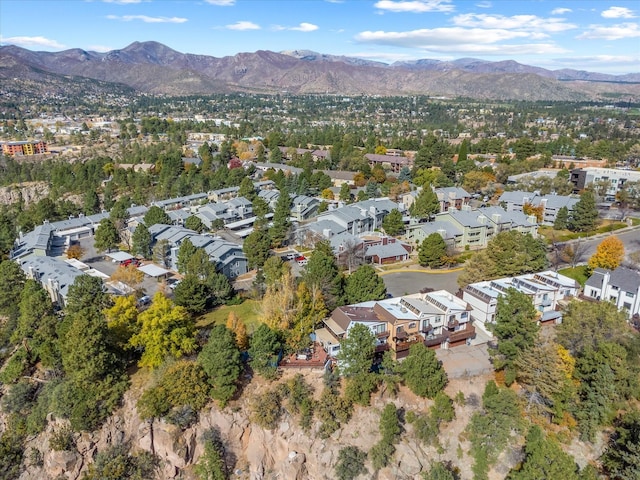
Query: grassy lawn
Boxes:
[
  {"xmin": 196, "ymin": 299, "xmax": 262, "ymax": 332},
  {"xmin": 538, "ymin": 221, "xmax": 627, "ymax": 243},
  {"xmin": 558, "ymin": 265, "xmax": 590, "ymax": 287}
]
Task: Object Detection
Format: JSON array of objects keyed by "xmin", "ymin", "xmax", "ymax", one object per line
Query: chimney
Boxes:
[
  {"xmin": 477, "ymin": 215, "xmax": 486, "ymax": 224},
  {"xmin": 491, "ymin": 213, "xmax": 501, "ymax": 224}
]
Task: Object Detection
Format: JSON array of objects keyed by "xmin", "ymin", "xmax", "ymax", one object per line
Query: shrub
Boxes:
[
  {"xmin": 82, "ymin": 443, "xmax": 159, "ymax": 480},
  {"xmin": 250, "ymin": 389, "xmax": 282, "ymax": 430},
  {"xmin": 50, "ymin": 425, "xmax": 75, "ymax": 451},
  {"xmin": 335, "ymin": 446, "xmax": 367, "ymax": 480}
]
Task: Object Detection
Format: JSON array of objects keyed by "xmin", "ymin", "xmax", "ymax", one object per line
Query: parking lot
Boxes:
[{"xmin": 75, "ymin": 236, "xmax": 171, "ymax": 298}]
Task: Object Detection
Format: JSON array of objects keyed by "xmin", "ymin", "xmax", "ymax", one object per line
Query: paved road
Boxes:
[{"xmin": 550, "ymin": 226, "xmax": 640, "ymax": 268}]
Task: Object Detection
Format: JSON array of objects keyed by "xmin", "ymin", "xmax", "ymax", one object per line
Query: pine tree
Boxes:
[
  {"xmin": 493, "ymin": 288, "xmax": 539, "ymax": 383},
  {"xmin": 381, "ymin": 208, "xmax": 404, "ymax": 236},
  {"xmin": 554, "ymin": 205, "xmax": 569, "ymax": 230},
  {"xmin": 400, "ymin": 343, "xmax": 448, "ymax": 398},
  {"xmin": 198, "ymin": 325, "xmax": 242, "ymax": 407},
  {"xmin": 344, "ymin": 265, "xmax": 386, "ymax": 304},
  {"xmin": 569, "ymin": 191, "xmax": 598, "ymax": 232},
  {"xmin": 410, "ymin": 187, "xmax": 440, "ymax": 220},
  {"xmin": 132, "ymin": 223, "xmax": 152, "ymax": 258},
  {"xmin": 269, "ymin": 189, "xmax": 291, "ymax": 247},
  {"xmin": 419, "ymin": 233, "xmax": 447, "ymax": 268}
]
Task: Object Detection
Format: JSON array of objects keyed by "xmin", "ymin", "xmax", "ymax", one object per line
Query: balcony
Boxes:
[{"xmin": 423, "ymin": 324, "xmax": 476, "ymax": 349}]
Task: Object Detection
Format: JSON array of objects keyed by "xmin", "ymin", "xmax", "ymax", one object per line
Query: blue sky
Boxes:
[{"xmin": 1, "ymin": 0, "xmax": 639, "ymax": 74}]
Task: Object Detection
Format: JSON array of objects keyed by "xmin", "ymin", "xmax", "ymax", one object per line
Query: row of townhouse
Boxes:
[
  {"xmin": 147, "ymin": 224, "xmax": 248, "ymax": 279},
  {"xmin": 401, "ymin": 186, "xmax": 471, "ymax": 213},
  {"xmin": 584, "ymin": 266, "xmax": 640, "ymax": 320},
  {"xmin": 303, "ymin": 198, "xmax": 401, "ymax": 241},
  {"xmin": 316, "ymin": 290, "xmax": 475, "ymax": 360},
  {"xmin": 405, "ymin": 205, "xmax": 538, "ymax": 249},
  {"xmin": 499, "ymin": 190, "xmax": 580, "ymax": 225},
  {"xmin": 461, "ymin": 270, "xmax": 580, "ymax": 335},
  {"xmin": 316, "ymin": 269, "xmax": 582, "ymax": 360}
]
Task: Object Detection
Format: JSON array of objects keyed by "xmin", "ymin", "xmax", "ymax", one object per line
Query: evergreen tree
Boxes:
[
  {"xmin": 507, "ymin": 426, "xmax": 579, "ymax": 480},
  {"xmin": 410, "ymin": 187, "xmax": 440, "ymax": 220},
  {"xmin": 339, "ymin": 183, "xmax": 351, "ymax": 202},
  {"xmin": 238, "ymin": 177, "xmax": 257, "ymax": 201},
  {"xmin": 335, "ymin": 446, "xmax": 367, "ymax": 480},
  {"xmin": 337, "ymin": 323, "xmax": 375, "ymax": 377},
  {"xmin": 132, "ymin": 223, "xmax": 151, "ymax": 258},
  {"xmin": 419, "ymin": 233, "xmax": 447, "ymax": 268},
  {"xmin": 569, "ymin": 191, "xmax": 598, "ymax": 232},
  {"xmin": 398, "ymin": 166, "xmax": 412, "ymax": 182},
  {"xmin": 176, "ymin": 238, "xmax": 197, "ymax": 274},
  {"xmin": 493, "ymin": 288, "xmax": 539, "ymax": 383},
  {"xmin": 248, "ymin": 324, "xmax": 282, "ymax": 379},
  {"xmin": 382, "ymin": 208, "xmax": 404, "ymax": 236},
  {"xmin": 143, "ymin": 205, "xmax": 171, "ymax": 227},
  {"xmin": 344, "ymin": 265, "xmax": 386, "ymax": 304},
  {"xmin": 83, "ymin": 190, "xmax": 100, "ymax": 215},
  {"xmin": 554, "ymin": 205, "xmax": 569, "ymax": 230},
  {"xmin": 243, "ymin": 229, "xmax": 272, "ymax": 269},
  {"xmin": 601, "ymin": 410, "xmax": 640, "ymax": 479},
  {"xmin": 400, "ymin": 343, "xmax": 448, "ymax": 398},
  {"xmin": 94, "ymin": 218, "xmax": 119, "ymax": 253},
  {"xmin": 198, "ymin": 325, "xmax": 242, "ymax": 407},
  {"xmin": 185, "ymin": 215, "xmax": 206, "ymax": 233},
  {"xmin": 173, "ymin": 274, "xmax": 209, "ymax": 315},
  {"xmin": 269, "ymin": 189, "xmax": 292, "ymax": 247}
]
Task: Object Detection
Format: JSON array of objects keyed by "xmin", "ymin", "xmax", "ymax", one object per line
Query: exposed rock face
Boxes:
[
  {"xmin": 13, "ymin": 372, "xmax": 506, "ymax": 480},
  {"xmin": 0, "ymin": 181, "xmax": 49, "ymax": 206}
]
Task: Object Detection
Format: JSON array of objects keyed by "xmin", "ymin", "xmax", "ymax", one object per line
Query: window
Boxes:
[
  {"xmin": 625, "ymin": 291, "xmax": 635, "ymax": 298},
  {"xmin": 373, "ymin": 324, "xmax": 386, "ymax": 334},
  {"xmin": 612, "ymin": 285, "xmax": 619, "ymax": 290},
  {"xmin": 461, "ymin": 312, "xmax": 468, "ymax": 319},
  {"xmin": 408, "ymin": 322, "xmax": 416, "ymax": 329},
  {"xmin": 623, "ymin": 302, "xmax": 632, "ymax": 310}
]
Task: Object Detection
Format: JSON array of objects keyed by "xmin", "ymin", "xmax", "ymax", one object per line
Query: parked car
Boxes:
[
  {"xmin": 121, "ymin": 258, "xmax": 140, "ymax": 267},
  {"xmin": 296, "ymin": 255, "xmax": 308, "ymax": 266},
  {"xmin": 137, "ymin": 295, "xmax": 151, "ymax": 306}
]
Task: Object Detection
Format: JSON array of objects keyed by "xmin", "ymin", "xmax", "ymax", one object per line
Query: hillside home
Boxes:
[
  {"xmin": 462, "ymin": 270, "xmax": 580, "ymax": 334},
  {"xmin": 18, "ymin": 255, "xmax": 85, "ymax": 308},
  {"xmin": 316, "ymin": 290, "xmax": 475, "ymax": 360},
  {"xmin": 570, "ymin": 167, "xmax": 640, "ymax": 200}
]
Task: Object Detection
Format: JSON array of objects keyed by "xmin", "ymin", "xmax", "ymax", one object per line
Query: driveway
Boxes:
[
  {"xmin": 436, "ymin": 343, "xmax": 493, "ymax": 379},
  {"xmin": 381, "ymin": 269, "xmax": 463, "ymax": 296}
]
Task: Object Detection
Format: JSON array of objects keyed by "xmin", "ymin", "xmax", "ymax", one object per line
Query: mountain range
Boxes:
[{"xmin": 1, "ymin": 41, "xmax": 639, "ymax": 101}]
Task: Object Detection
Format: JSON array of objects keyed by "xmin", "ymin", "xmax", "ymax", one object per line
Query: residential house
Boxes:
[
  {"xmin": 584, "ymin": 266, "xmax": 640, "ymax": 319},
  {"xmin": 462, "ymin": 270, "xmax": 580, "ymax": 334},
  {"xmin": 499, "ymin": 190, "xmax": 579, "ymax": 225},
  {"xmin": 317, "ymin": 290, "xmax": 475, "ymax": 359},
  {"xmin": 18, "ymin": 255, "xmax": 85, "ymax": 308},
  {"xmin": 148, "ymin": 224, "xmax": 248, "ymax": 279},
  {"xmin": 364, "ymin": 153, "xmax": 412, "ymax": 173},
  {"xmin": 434, "ymin": 186, "xmax": 471, "ymax": 212}
]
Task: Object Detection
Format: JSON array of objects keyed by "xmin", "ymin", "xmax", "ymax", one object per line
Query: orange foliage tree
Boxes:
[{"xmin": 588, "ymin": 235, "xmax": 625, "ymax": 271}]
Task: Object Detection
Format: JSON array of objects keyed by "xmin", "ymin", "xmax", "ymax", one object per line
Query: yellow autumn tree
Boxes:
[
  {"xmin": 226, "ymin": 311, "xmax": 249, "ymax": 351},
  {"xmin": 287, "ymin": 282, "xmax": 328, "ymax": 351},
  {"xmin": 104, "ymin": 294, "xmax": 139, "ymax": 348},
  {"xmin": 588, "ymin": 235, "xmax": 625, "ymax": 271},
  {"xmin": 260, "ymin": 269, "xmax": 297, "ymax": 330},
  {"xmin": 110, "ymin": 264, "xmax": 145, "ymax": 292}
]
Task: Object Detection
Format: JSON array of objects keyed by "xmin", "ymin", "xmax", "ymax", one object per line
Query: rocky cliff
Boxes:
[{"xmin": 12, "ymin": 370, "xmax": 500, "ymax": 480}]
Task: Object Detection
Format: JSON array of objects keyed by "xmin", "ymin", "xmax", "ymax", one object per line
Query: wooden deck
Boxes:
[{"xmin": 279, "ymin": 344, "xmax": 330, "ymax": 369}]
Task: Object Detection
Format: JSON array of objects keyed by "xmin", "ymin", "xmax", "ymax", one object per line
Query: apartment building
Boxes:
[
  {"xmin": 570, "ymin": 167, "xmax": 640, "ymax": 200},
  {"xmin": 584, "ymin": 266, "xmax": 640, "ymax": 320}
]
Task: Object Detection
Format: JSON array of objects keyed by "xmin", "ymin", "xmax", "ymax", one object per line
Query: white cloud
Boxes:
[
  {"xmin": 476, "ymin": 1, "xmax": 492, "ymax": 8},
  {"xmin": 88, "ymin": 44, "xmax": 114, "ymax": 52},
  {"xmin": 106, "ymin": 14, "xmax": 187, "ymax": 23},
  {"xmin": 374, "ymin": 0, "xmax": 454, "ymax": 14},
  {"xmin": 602, "ymin": 6, "xmax": 636, "ymax": 19},
  {"xmin": 452, "ymin": 13, "xmax": 576, "ymax": 33},
  {"xmin": 290, "ymin": 23, "xmax": 319, "ymax": 32},
  {"xmin": 356, "ymin": 28, "xmax": 531, "ymax": 47},
  {"xmin": 578, "ymin": 22, "xmax": 640, "ymax": 40},
  {"xmin": 226, "ymin": 21, "xmax": 260, "ymax": 30},
  {"xmin": 205, "ymin": 0, "xmax": 236, "ymax": 5},
  {"xmin": 551, "ymin": 8, "xmax": 572, "ymax": 15},
  {"xmin": 271, "ymin": 23, "xmax": 319, "ymax": 32},
  {"xmin": 0, "ymin": 35, "xmax": 66, "ymax": 49}
]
